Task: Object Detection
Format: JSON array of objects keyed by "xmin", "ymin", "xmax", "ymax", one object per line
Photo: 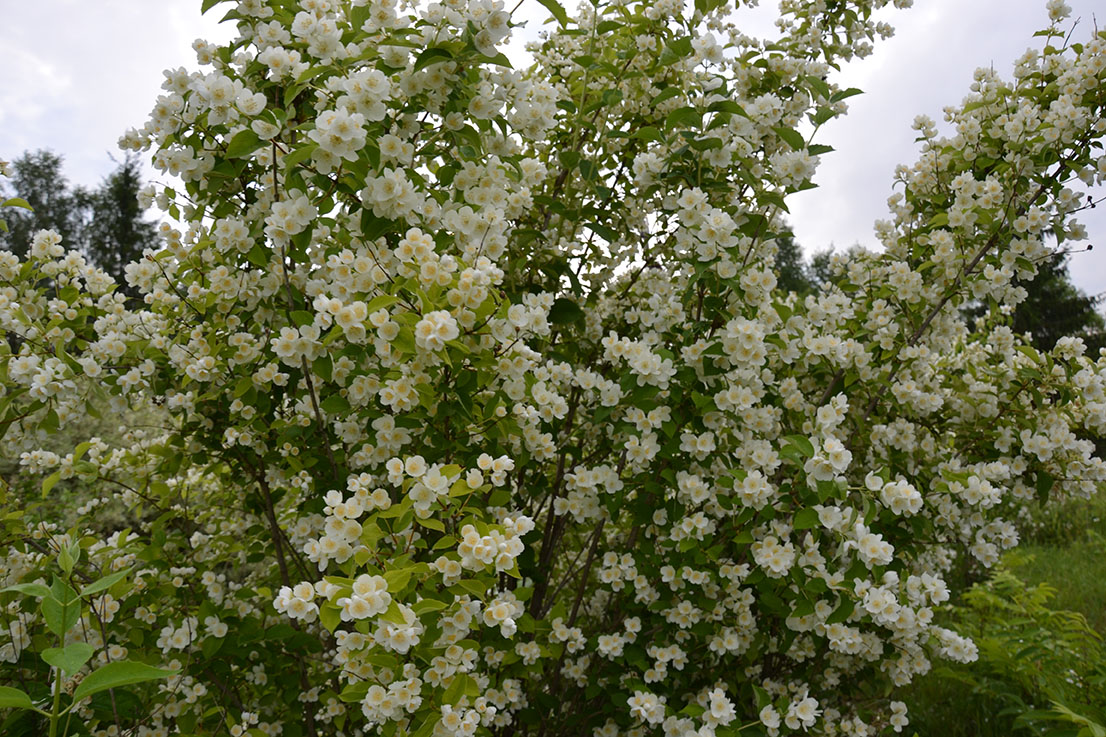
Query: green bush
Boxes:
[{"xmin": 907, "ymin": 564, "xmax": 1106, "ymax": 736}]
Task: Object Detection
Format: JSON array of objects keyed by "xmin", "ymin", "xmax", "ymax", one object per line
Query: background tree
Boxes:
[
  {"xmin": 773, "ymin": 232, "xmax": 817, "ymax": 295},
  {"xmin": 0, "ymin": 150, "xmax": 86, "ymax": 259},
  {"xmin": 0, "ymin": 149, "xmax": 158, "ymax": 296},
  {"xmin": 81, "ymin": 154, "xmax": 160, "ymax": 300},
  {"xmin": 1011, "ymin": 251, "xmax": 1105, "ymax": 353}
]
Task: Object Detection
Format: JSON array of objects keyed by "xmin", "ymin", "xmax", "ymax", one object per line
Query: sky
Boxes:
[{"xmin": 2, "ymin": 0, "xmax": 1103, "ymax": 299}]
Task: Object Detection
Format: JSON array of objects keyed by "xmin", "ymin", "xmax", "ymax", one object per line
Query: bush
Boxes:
[{"xmin": 2, "ymin": 1, "xmax": 1106, "ymax": 736}]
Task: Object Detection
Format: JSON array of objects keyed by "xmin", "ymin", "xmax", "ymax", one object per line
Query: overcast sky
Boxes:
[{"xmin": 2, "ymin": 0, "xmax": 1103, "ymax": 298}]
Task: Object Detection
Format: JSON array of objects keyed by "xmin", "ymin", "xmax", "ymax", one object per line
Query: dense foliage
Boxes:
[{"xmin": 2, "ymin": 0, "xmax": 1106, "ymax": 736}]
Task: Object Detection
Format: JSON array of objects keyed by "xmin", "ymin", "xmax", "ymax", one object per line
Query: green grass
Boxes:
[
  {"xmin": 1010, "ymin": 487, "xmax": 1106, "ymax": 635},
  {"xmin": 1007, "ymin": 538, "xmax": 1106, "ymax": 635}
]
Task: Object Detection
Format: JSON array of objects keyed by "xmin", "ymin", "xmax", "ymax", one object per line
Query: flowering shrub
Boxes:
[{"xmin": 2, "ymin": 0, "xmax": 1106, "ymax": 735}]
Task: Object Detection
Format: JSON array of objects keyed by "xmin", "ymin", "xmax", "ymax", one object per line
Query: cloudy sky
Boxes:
[{"xmin": 2, "ymin": 0, "xmax": 1103, "ymax": 298}]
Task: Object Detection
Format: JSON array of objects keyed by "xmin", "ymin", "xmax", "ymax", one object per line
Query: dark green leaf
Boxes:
[
  {"xmin": 414, "ymin": 47, "xmax": 453, "ymax": 72},
  {"xmin": 548, "ymin": 298, "xmax": 585, "ymax": 326}
]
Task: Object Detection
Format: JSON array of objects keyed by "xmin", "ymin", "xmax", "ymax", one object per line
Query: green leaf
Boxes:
[
  {"xmin": 1, "ymin": 582, "xmax": 52, "ymax": 598},
  {"xmin": 384, "ymin": 567, "xmax": 414, "ymax": 594},
  {"xmin": 442, "ymin": 673, "xmax": 472, "ymax": 705},
  {"xmin": 380, "ymin": 600, "xmax": 408, "ymax": 625},
  {"xmin": 71, "ymin": 661, "xmax": 178, "ymax": 703},
  {"xmin": 283, "ymin": 142, "xmax": 319, "ymax": 169},
  {"xmin": 578, "ymin": 159, "xmax": 597, "ymax": 181},
  {"xmin": 558, "ymin": 150, "xmax": 580, "ymax": 170},
  {"xmin": 665, "ymin": 107, "xmax": 702, "ymax": 133},
  {"xmin": 793, "ymin": 508, "xmax": 820, "ymax": 530},
  {"xmin": 652, "ymin": 87, "xmax": 682, "ymax": 106},
  {"xmin": 414, "ymin": 47, "xmax": 453, "ymax": 72},
  {"xmin": 1, "ymin": 197, "xmax": 32, "ymax": 210},
  {"xmin": 416, "ymin": 516, "xmax": 445, "ymax": 532},
  {"xmin": 826, "ymin": 597, "xmax": 854, "ymax": 624},
  {"xmin": 320, "ymin": 394, "xmax": 351, "ymax": 414},
  {"xmin": 320, "ymin": 603, "xmax": 340, "ymax": 633},
  {"xmin": 774, "ymin": 126, "xmax": 805, "ymax": 150},
  {"xmin": 42, "ymin": 470, "xmax": 61, "ymax": 497},
  {"xmin": 631, "ymin": 126, "xmax": 664, "ymax": 142},
  {"xmin": 0, "ymin": 686, "xmax": 34, "ymax": 710},
  {"xmin": 535, "ymin": 0, "xmax": 569, "ymax": 26},
  {"xmin": 225, "ymin": 129, "xmax": 263, "ymax": 159},
  {"xmin": 42, "ymin": 590, "xmax": 80, "ymax": 638},
  {"xmin": 366, "ymin": 295, "xmax": 399, "ymax": 312},
  {"xmin": 43, "ymin": 642, "xmax": 96, "ymax": 676},
  {"xmin": 784, "ymin": 435, "xmax": 815, "ymax": 459},
  {"xmin": 80, "ymin": 567, "xmax": 132, "ymax": 597},
  {"xmin": 829, "ymin": 87, "xmax": 863, "ymax": 103},
  {"xmin": 1036, "ymin": 471, "xmax": 1055, "ymax": 505},
  {"xmin": 548, "ymin": 298, "xmax": 584, "ymax": 326},
  {"xmin": 412, "ymin": 598, "xmax": 448, "ymax": 616}
]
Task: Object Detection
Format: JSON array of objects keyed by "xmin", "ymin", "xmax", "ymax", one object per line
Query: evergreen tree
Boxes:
[
  {"xmin": 0, "ymin": 150, "xmax": 86, "ymax": 259},
  {"xmin": 1012, "ymin": 251, "xmax": 1105, "ymax": 353},
  {"xmin": 83, "ymin": 154, "xmax": 160, "ymax": 300},
  {"xmin": 773, "ymin": 232, "xmax": 817, "ymax": 295},
  {"xmin": 0, "ymin": 150, "xmax": 159, "ymax": 297}
]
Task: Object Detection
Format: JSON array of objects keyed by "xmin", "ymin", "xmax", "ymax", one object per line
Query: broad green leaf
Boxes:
[
  {"xmin": 548, "ymin": 298, "xmax": 584, "ymax": 326},
  {"xmin": 366, "ymin": 295, "xmax": 399, "ymax": 312},
  {"xmin": 80, "ymin": 567, "xmax": 132, "ymax": 597},
  {"xmin": 42, "ymin": 590, "xmax": 80, "ymax": 638},
  {"xmin": 631, "ymin": 126, "xmax": 663, "ymax": 142},
  {"xmin": 784, "ymin": 435, "xmax": 815, "ymax": 459},
  {"xmin": 0, "ymin": 686, "xmax": 34, "ymax": 710},
  {"xmin": 71, "ymin": 660, "xmax": 178, "ymax": 703},
  {"xmin": 442, "ymin": 672, "xmax": 468, "ymax": 705},
  {"xmin": 319, "ymin": 603, "xmax": 340, "ymax": 633},
  {"xmin": 225, "ymin": 129, "xmax": 263, "ymax": 159},
  {"xmin": 774, "ymin": 126, "xmax": 805, "ymax": 150},
  {"xmin": 416, "ymin": 516, "xmax": 445, "ymax": 532},
  {"xmin": 384, "ymin": 567, "xmax": 413, "ymax": 594},
  {"xmin": 793, "ymin": 508, "xmax": 820, "ymax": 530},
  {"xmin": 283, "ymin": 142, "xmax": 319, "ymax": 169},
  {"xmin": 414, "ymin": 47, "xmax": 453, "ymax": 72},
  {"xmin": 829, "ymin": 87, "xmax": 863, "ymax": 103},
  {"xmin": 380, "ymin": 600, "xmax": 408, "ymax": 625},
  {"xmin": 664, "ymin": 107, "xmax": 702, "ymax": 133},
  {"xmin": 412, "ymin": 598, "xmax": 448, "ymax": 615},
  {"xmin": 652, "ymin": 88, "xmax": 682, "ymax": 106},
  {"xmin": 320, "ymin": 394, "xmax": 351, "ymax": 414},
  {"xmin": 2, "ymin": 582, "xmax": 52, "ymax": 598},
  {"xmin": 42, "ymin": 642, "xmax": 96, "ymax": 676}
]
